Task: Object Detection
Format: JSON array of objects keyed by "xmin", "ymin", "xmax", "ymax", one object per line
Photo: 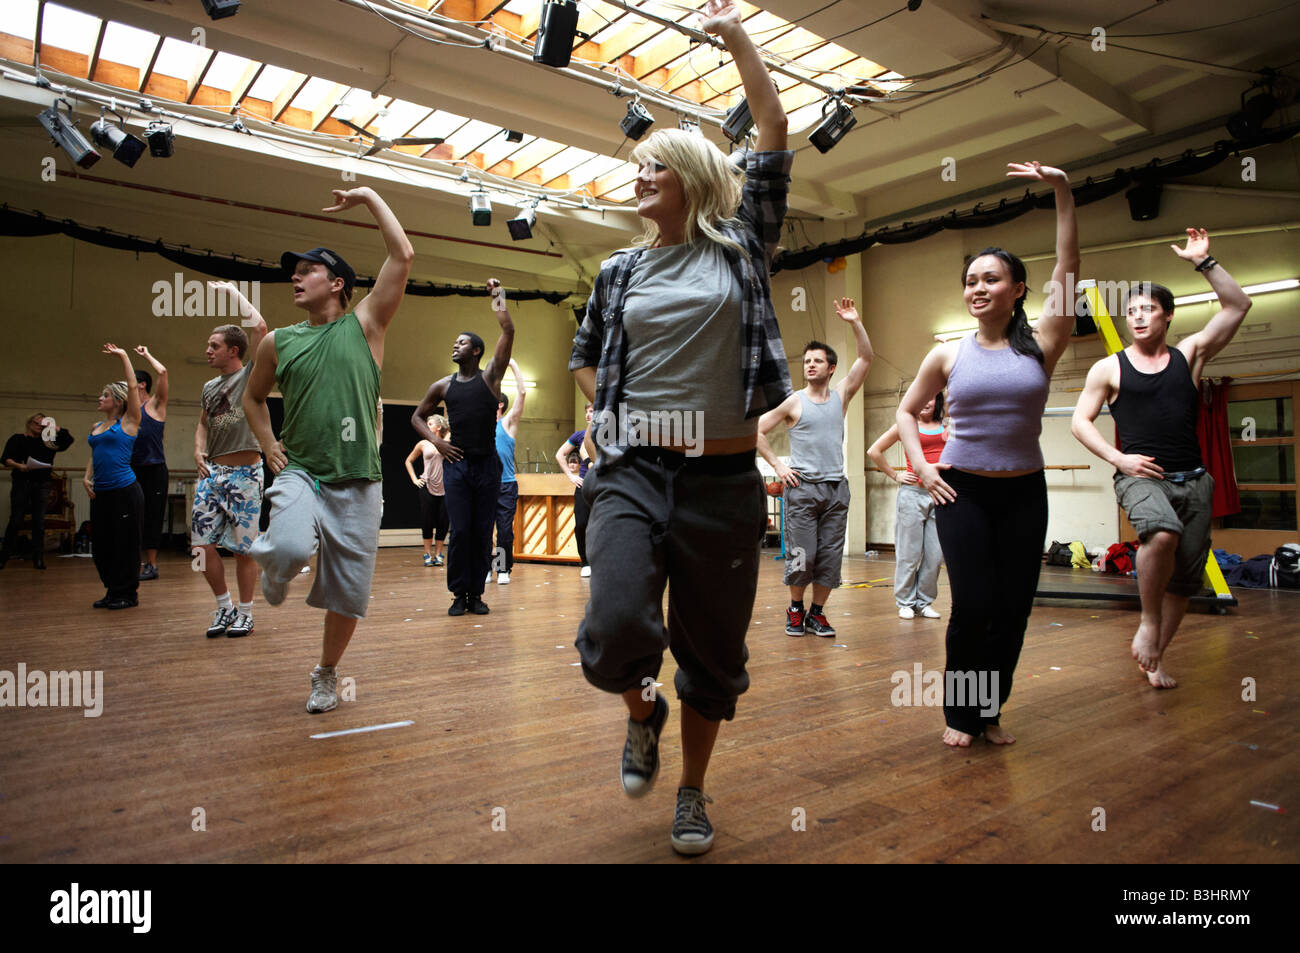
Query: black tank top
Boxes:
[
  {"xmin": 1109, "ymin": 347, "xmax": 1203, "ymax": 472},
  {"xmin": 443, "ymin": 372, "xmax": 499, "ymax": 457}
]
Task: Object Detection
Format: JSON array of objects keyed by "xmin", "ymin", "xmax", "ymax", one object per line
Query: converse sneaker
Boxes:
[
  {"xmin": 671, "ymin": 787, "xmax": 715, "ymax": 856},
  {"xmin": 621, "ymin": 693, "xmax": 668, "ymax": 798},
  {"xmin": 898, "ymin": 606, "xmax": 915, "ymax": 620},
  {"xmin": 423, "ymin": 553, "xmax": 434, "ymax": 567},
  {"xmin": 804, "ymin": 612, "xmax": 836, "ymax": 637},
  {"xmin": 920, "ymin": 605, "xmax": 942, "ymax": 619},
  {"xmin": 306, "ymin": 666, "xmax": 338, "ymax": 713},
  {"xmin": 785, "ymin": 605, "xmax": 805, "ymax": 636},
  {"xmin": 226, "ymin": 611, "xmax": 254, "ymax": 638},
  {"xmin": 206, "ymin": 606, "xmax": 238, "ymax": 638},
  {"xmin": 262, "ymin": 573, "xmax": 288, "ymax": 607}
]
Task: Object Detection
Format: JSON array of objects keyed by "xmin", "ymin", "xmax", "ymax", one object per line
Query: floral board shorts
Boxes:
[{"xmin": 191, "ymin": 463, "xmax": 263, "ymax": 554}]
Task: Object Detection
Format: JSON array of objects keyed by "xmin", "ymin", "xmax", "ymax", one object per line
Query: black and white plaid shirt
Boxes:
[{"xmin": 570, "ymin": 149, "xmax": 795, "ymax": 471}]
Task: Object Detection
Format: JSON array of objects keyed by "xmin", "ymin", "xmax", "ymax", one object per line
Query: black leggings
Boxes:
[
  {"xmin": 91, "ymin": 482, "xmax": 144, "ymax": 600},
  {"xmin": 573, "ymin": 484, "xmax": 589, "ymax": 566},
  {"xmin": 419, "ymin": 490, "xmax": 449, "ymax": 542},
  {"xmin": 133, "ymin": 463, "xmax": 168, "ymax": 552},
  {"xmin": 934, "ymin": 469, "xmax": 1047, "ymax": 736}
]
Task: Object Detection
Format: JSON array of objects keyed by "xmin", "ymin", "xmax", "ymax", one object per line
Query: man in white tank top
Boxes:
[{"xmin": 757, "ymin": 298, "xmax": 873, "ymax": 637}]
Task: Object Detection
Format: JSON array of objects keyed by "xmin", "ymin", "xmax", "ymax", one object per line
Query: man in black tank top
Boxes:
[
  {"xmin": 413, "ymin": 279, "xmax": 515, "ymax": 616},
  {"xmin": 1072, "ymin": 229, "xmax": 1251, "ymax": 688}
]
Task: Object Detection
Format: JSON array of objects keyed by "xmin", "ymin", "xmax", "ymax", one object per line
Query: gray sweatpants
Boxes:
[
  {"xmin": 894, "ymin": 483, "xmax": 941, "ymax": 609},
  {"xmin": 249, "ymin": 468, "xmax": 382, "ymax": 619},
  {"xmin": 575, "ymin": 452, "xmax": 766, "ymax": 722},
  {"xmin": 782, "ymin": 478, "xmax": 850, "ymax": 588}
]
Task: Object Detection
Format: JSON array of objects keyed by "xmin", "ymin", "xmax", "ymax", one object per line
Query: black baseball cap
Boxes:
[{"xmin": 281, "ymin": 247, "xmax": 356, "ymax": 297}]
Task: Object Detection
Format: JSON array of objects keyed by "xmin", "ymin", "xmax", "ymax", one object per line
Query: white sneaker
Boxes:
[
  {"xmin": 307, "ymin": 665, "xmax": 338, "ymax": 713},
  {"xmin": 898, "ymin": 606, "xmax": 915, "ymax": 619},
  {"xmin": 497, "ymin": 572, "xmax": 511, "ymax": 585},
  {"xmin": 486, "ymin": 572, "xmax": 493, "ymax": 585},
  {"xmin": 226, "ymin": 611, "xmax": 255, "ymax": 638},
  {"xmin": 920, "ymin": 606, "xmax": 942, "ymax": 619},
  {"xmin": 580, "ymin": 565, "xmax": 592, "ymax": 578}
]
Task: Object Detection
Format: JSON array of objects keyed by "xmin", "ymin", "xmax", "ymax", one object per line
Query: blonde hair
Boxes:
[
  {"xmin": 427, "ymin": 414, "xmax": 448, "ymax": 436},
  {"xmin": 630, "ymin": 129, "xmax": 744, "ymax": 255},
  {"xmin": 103, "ymin": 380, "xmax": 129, "ymax": 412}
]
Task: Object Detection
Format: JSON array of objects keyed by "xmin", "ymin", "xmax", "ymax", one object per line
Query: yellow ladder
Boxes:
[{"xmin": 1077, "ymin": 280, "xmax": 1233, "ymax": 603}]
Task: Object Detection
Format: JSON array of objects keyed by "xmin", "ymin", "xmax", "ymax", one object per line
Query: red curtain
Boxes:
[{"xmin": 1197, "ymin": 378, "xmax": 1241, "ymax": 518}]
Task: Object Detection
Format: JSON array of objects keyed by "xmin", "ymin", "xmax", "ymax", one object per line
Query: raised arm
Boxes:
[
  {"xmin": 504, "ymin": 359, "xmax": 526, "ymax": 434},
  {"xmin": 209, "ymin": 281, "xmax": 269, "ymax": 357},
  {"xmin": 898, "ymin": 345, "xmax": 955, "ymax": 504},
  {"xmin": 328, "ymin": 187, "xmax": 414, "ymax": 341},
  {"xmin": 242, "ymin": 331, "xmax": 287, "ymax": 474},
  {"xmin": 702, "ymin": 0, "xmax": 786, "ymax": 152},
  {"xmin": 104, "ymin": 344, "xmax": 141, "ymax": 434},
  {"xmin": 482, "ymin": 279, "xmax": 515, "ymax": 392},
  {"xmin": 1173, "ymin": 229, "xmax": 1252, "ymax": 374},
  {"xmin": 833, "ymin": 297, "xmax": 873, "ymax": 406},
  {"xmin": 134, "ymin": 345, "xmax": 169, "ymax": 412},
  {"xmin": 1006, "ymin": 161, "xmax": 1078, "ymax": 372}
]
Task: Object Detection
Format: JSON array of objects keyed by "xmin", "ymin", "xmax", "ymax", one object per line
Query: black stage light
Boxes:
[
  {"xmin": 1227, "ymin": 88, "xmax": 1278, "ymax": 141},
  {"xmin": 1125, "ymin": 182, "xmax": 1162, "ymax": 221},
  {"xmin": 201, "ymin": 0, "xmax": 241, "ymax": 20},
  {"xmin": 722, "ymin": 98, "xmax": 753, "ymax": 144},
  {"xmin": 145, "ymin": 121, "xmax": 174, "ymax": 157},
  {"xmin": 620, "ymin": 100, "xmax": 654, "ymax": 141},
  {"xmin": 507, "ymin": 204, "xmax": 537, "ymax": 241},
  {"xmin": 808, "ymin": 98, "xmax": 856, "ymax": 154},
  {"xmin": 505, "ymin": 129, "xmax": 524, "ymax": 143},
  {"xmin": 91, "ymin": 112, "xmax": 146, "ymax": 167},
  {"xmin": 36, "ymin": 100, "xmax": 99, "ymax": 168},
  {"xmin": 534, "ymin": 0, "xmax": 579, "ymax": 68},
  {"xmin": 470, "ymin": 192, "xmax": 492, "ymax": 226}
]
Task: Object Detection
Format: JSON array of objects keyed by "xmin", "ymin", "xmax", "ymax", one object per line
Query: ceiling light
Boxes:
[
  {"xmin": 507, "ymin": 202, "xmax": 538, "ymax": 241},
  {"xmin": 808, "ymin": 98, "xmax": 856, "ymax": 154},
  {"xmin": 201, "ymin": 0, "xmax": 241, "ymax": 20},
  {"xmin": 722, "ymin": 98, "xmax": 753, "ymax": 144},
  {"xmin": 470, "ymin": 192, "xmax": 492, "ymax": 226},
  {"xmin": 1174, "ymin": 278, "xmax": 1298, "ymax": 306},
  {"xmin": 90, "ymin": 109, "xmax": 146, "ymax": 167},
  {"xmin": 505, "ymin": 129, "xmax": 524, "ymax": 143},
  {"xmin": 534, "ymin": 0, "xmax": 579, "ymax": 68},
  {"xmin": 145, "ymin": 121, "xmax": 174, "ymax": 157},
  {"xmin": 36, "ymin": 100, "xmax": 99, "ymax": 169},
  {"xmin": 620, "ymin": 99, "xmax": 654, "ymax": 141}
]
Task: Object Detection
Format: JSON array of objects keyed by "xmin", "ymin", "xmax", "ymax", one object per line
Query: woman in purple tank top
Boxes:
[{"xmin": 897, "ymin": 161, "xmax": 1080, "ymax": 749}]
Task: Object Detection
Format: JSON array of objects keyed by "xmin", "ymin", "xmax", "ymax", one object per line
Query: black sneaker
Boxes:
[
  {"xmin": 785, "ymin": 605, "xmax": 805, "ymax": 636},
  {"xmin": 804, "ymin": 612, "xmax": 836, "ymax": 638},
  {"xmin": 138, "ymin": 563, "xmax": 158, "ymax": 581},
  {"xmin": 93, "ymin": 594, "xmax": 111, "ymax": 609},
  {"xmin": 448, "ymin": 595, "xmax": 468, "ymax": 616},
  {"xmin": 621, "ymin": 692, "xmax": 668, "ymax": 798},
  {"xmin": 106, "ymin": 596, "xmax": 138, "ymax": 610},
  {"xmin": 468, "ymin": 595, "xmax": 490, "ymax": 615},
  {"xmin": 33, "ymin": 556, "xmax": 45, "ymax": 570},
  {"xmin": 206, "ymin": 606, "xmax": 237, "ymax": 637},
  {"xmin": 671, "ymin": 787, "xmax": 715, "ymax": 856}
]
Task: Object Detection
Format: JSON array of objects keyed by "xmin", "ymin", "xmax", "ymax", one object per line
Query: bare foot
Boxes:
[
  {"xmin": 984, "ymin": 724, "xmax": 1016, "ymax": 744},
  {"xmin": 942, "ymin": 727, "xmax": 974, "ymax": 747},
  {"xmin": 1130, "ymin": 622, "xmax": 1161, "ymax": 672},
  {"xmin": 1142, "ymin": 663, "xmax": 1177, "ymax": 689}
]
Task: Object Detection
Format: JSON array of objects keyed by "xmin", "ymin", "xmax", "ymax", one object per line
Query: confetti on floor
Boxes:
[
  {"xmin": 1050, "ymin": 666, "xmax": 1061, "ymax": 671},
  {"xmin": 403, "ymin": 618, "xmax": 412, "ymax": 622},
  {"xmin": 1249, "ymin": 800, "xmax": 1284, "ymax": 813},
  {"xmin": 832, "ymin": 643, "xmax": 847, "ymax": 648}
]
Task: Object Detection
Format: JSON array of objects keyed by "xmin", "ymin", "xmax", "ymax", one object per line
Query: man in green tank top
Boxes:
[{"xmin": 244, "ymin": 187, "xmax": 414, "ymax": 714}]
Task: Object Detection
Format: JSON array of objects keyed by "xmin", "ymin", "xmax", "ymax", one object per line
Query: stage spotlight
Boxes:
[
  {"xmin": 1227, "ymin": 87, "xmax": 1278, "ymax": 140},
  {"xmin": 505, "ymin": 129, "xmax": 524, "ymax": 143},
  {"xmin": 36, "ymin": 100, "xmax": 99, "ymax": 169},
  {"xmin": 722, "ymin": 98, "xmax": 753, "ymax": 144},
  {"xmin": 534, "ymin": 0, "xmax": 579, "ymax": 68},
  {"xmin": 620, "ymin": 100, "xmax": 654, "ymax": 141},
  {"xmin": 1125, "ymin": 182, "xmax": 1162, "ymax": 221},
  {"xmin": 808, "ymin": 98, "xmax": 856, "ymax": 154},
  {"xmin": 470, "ymin": 192, "xmax": 492, "ymax": 227},
  {"xmin": 91, "ymin": 112, "xmax": 146, "ymax": 167},
  {"xmin": 201, "ymin": 0, "xmax": 241, "ymax": 20},
  {"xmin": 507, "ymin": 203, "xmax": 538, "ymax": 241},
  {"xmin": 145, "ymin": 121, "xmax": 174, "ymax": 157}
]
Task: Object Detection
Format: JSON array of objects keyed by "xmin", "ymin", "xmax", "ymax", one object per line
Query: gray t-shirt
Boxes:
[
  {"xmin": 621, "ymin": 238, "xmax": 753, "ymax": 443},
  {"xmin": 202, "ymin": 363, "xmax": 259, "ymax": 459}
]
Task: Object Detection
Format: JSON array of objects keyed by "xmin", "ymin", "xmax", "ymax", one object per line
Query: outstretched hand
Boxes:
[
  {"xmin": 699, "ymin": 0, "xmax": 742, "ymax": 35},
  {"xmin": 102, "ymin": 343, "xmax": 126, "ymax": 357},
  {"xmin": 1006, "ymin": 161, "xmax": 1068, "ymax": 185},
  {"xmin": 487, "ymin": 278, "xmax": 508, "ymax": 315},
  {"xmin": 834, "ymin": 297, "xmax": 860, "ymax": 323},
  {"xmin": 133, "ymin": 345, "xmax": 151, "ymax": 358},
  {"xmin": 323, "ymin": 188, "xmax": 370, "ymax": 213},
  {"xmin": 1170, "ymin": 227, "xmax": 1209, "ymax": 262}
]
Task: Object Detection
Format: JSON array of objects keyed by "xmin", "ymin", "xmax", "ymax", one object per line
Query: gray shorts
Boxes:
[
  {"xmin": 575, "ymin": 452, "xmax": 766, "ymax": 722},
  {"xmin": 1114, "ymin": 471, "xmax": 1214, "ymax": 597},
  {"xmin": 249, "ymin": 468, "xmax": 382, "ymax": 619},
  {"xmin": 782, "ymin": 478, "xmax": 850, "ymax": 588}
]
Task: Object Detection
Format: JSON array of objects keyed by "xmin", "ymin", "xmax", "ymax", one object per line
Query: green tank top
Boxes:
[{"xmin": 274, "ymin": 312, "xmax": 382, "ymax": 483}]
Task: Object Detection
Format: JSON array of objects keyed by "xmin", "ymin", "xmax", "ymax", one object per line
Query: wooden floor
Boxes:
[{"xmin": 1, "ymin": 550, "xmax": 1295, "ymax": 864}]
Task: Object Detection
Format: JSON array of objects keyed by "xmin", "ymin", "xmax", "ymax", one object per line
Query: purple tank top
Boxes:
[{"xmin": 940, "ymin": 334, "xmax": 1049, "ymax": 471}]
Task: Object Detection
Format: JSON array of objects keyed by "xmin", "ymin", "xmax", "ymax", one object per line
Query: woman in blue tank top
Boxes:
[
  {"xmin": 83, "ymin": 344, "xmax": 144, "ymax": 609},
  {"xmin": 896, "ymin": 161, "xmax": 1080, "ymax": 748}
]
